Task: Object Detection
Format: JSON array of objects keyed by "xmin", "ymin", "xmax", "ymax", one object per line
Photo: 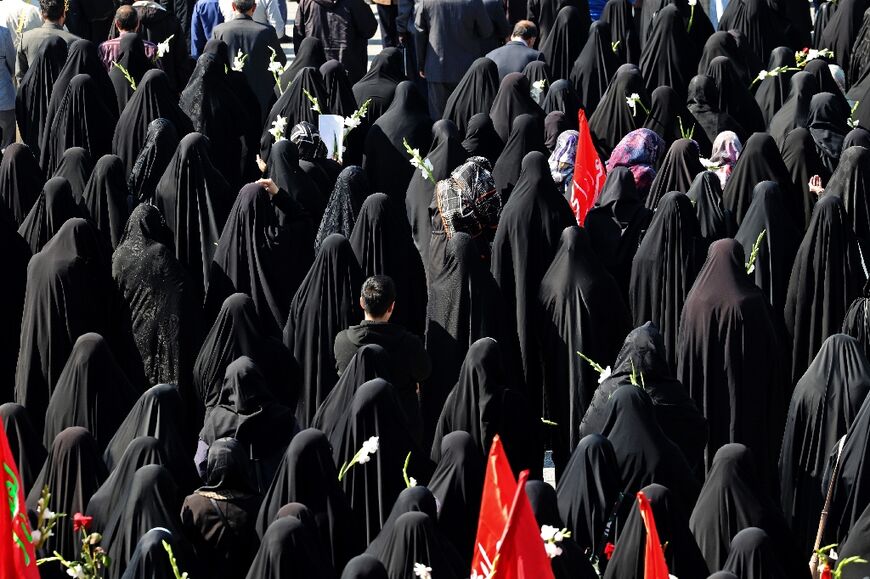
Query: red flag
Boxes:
[
  {"xmin": 471, "ymin": 435, "xmax": 517, "ymax": 578},
  {"xmin": 637, "ymin": 491, "xmax": 670, "ymax": 579},
  {"xmin": 491, "ymin": 470, "xmax": 556, "ymax": 579},
  {"xmin": 570, "ymin": 109, "xmax": 606, "ymax": 225},
  {"xmin": 0, "ymin": 423, "xmax": 40, "ymax": 578}
]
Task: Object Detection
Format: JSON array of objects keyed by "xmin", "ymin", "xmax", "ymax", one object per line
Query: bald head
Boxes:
[{"xmin": 114, "ymin": 5, "xmax": 139, "ymax": 32}]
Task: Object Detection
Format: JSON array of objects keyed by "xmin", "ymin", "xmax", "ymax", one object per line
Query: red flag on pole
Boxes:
[
  {"xmin": 570, "ymin": 109, "xmax": 606, "ymax": 225},
  {"xmin": 637, "ymin": 491, "xmax": 671, "ymax": 579},
  {"xmin": 0, "ymin": 423, "xmax": 40, "ymax": 578},
  {"xmin": 490, "ymin": 470, "xmax": 556, "ymax": 579},
  {"xmin": 471, "ymin": 435, "xmax": 517, "ymax": 578}
]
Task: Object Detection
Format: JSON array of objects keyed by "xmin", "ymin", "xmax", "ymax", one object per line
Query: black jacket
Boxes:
[{"xmin": 485, "ymin": 39, "xmax": 543, "ymax": 81}]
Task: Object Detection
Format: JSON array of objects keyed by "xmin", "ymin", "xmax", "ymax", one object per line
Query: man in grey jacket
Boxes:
[
  {"xmin": 414, "ymin": 0, "xmax": 492, "ymax": 119},
  {"xmin": 16, "ymin": 0, "xmax": 78, "ymax": 82}
]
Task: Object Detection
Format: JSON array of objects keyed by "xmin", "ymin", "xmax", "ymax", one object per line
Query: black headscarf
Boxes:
[
  {"xmin": 320, "ymin": 59, "xmax": 357, "ymax": 117},
  {"xmin": 103, "ymin": 384, "xmax": 199, "ymax": 493},
  {"xmin": 722, "ymin": 132, "xmax": 797, "ymax": 226},
  {"xmin": 687, "ymin": 170, "xmax": 731, "ymax": 246},
  {"xmin": 102, "ymin": 465, "xmax": 190, "ymax": 579},
  {"xmin": 833, "ymin": 501, "xmax": 870, "ymax": 578},
  {"xmin": 644, "ymin": 86, "xmax": 711, "ymax": 153},
  {"xmin": 786, "ymin": 194, "xmax": 867, "ymax": 384},
  {"xmin": 489, "ymin": 72, "xmax": 545, "ymax": 145},
  {"xmin": 442, "ymin": 57, "xmax": 499, "ymax": 137},
  {"xmin": 81, "ymin": 154, "xmax": 129, "ymax": 248},
  {"xmin": 491, "ymin": 151, "xmax": 575, "ymax": 393},
  {"xmin": 677, "ymin": 239, "xmax": 784, "ymax": 479},
  {"xmin": 542, "ymin": 80, "xmax": 581, "ymax": 130},
  {"xmin": 14, "ymin": 219, "xmax": 112, "ymax": 432},
  {"xmin": 152, "ymin": 132, "xmax": 231, "ymax": 302},
  {"xmin": 27, "ymin": 427, "xmax": 107, "ymax": 565},
  {"xmin": 539, "ymin": 226, "xmax": 631, "ymax": 463},
  {"xmin": 817, "ymin": 0, "xmax": 866, "ymax": 71},
  {"xmin": 363, "ymin": 81, "xmax": 433, "ymax": 200},
  {"xmin": 52, "ymin": 146, "xmax": 93, "ymax": 202},
  {"xmin": 571, "ymin": 21, "xmax": 619, "ymax": 116},
  {"xmin": 87, "ymin": 436, "xmax": 164, "ymax": 531},
  {"xmin": 781, "ymin": 127, "xmax": 828, "ymax": 229},
  {"xmin": 630, "ymin": 192, "xmax": 701, "ymax": 367},
  {"xmin": 207, "ymin": 182, "xmax": 314, "ymax": 338},
  {"xmin": 827, "ymin": 146, "xmax": 870, "ymax": 256},
  {"xmin": 697, "ymin": 31, "xmax": 751, "ymax": 86},
  {"xmin": 544, "ymin": 111, "xmax": 571, "ymax": 151},
  {"xmin": 755, "ymin": 47, "xmax": 798, "ymax": 127},
  {"xmin": 367, "ymin": 511, "xmax": 463, "ymax": 579},
  {"xmin": 807, "ymin": 92, "xmax": 852, "ymax": 173},
  {"xmin": 492, "ymin": 114, "xmax": 547, "ymax": 201},
  {"xmin": 17, "ymin": 176, "xmax": 82, "ymax": 254},
  {"xmin": 523, "ymin": 60, "xmax": 551, "ymax": 107},
  {"xmin": 584, "ymin": 167, "xmax": 653, "ymax": 299},
  {"xmin": 365, "ymin": 485, "xmax": 437, "ymax": 560},
  {"xmin": 266, "ymin": 138, "xmax": 326, "ymax": 221},
  {"xmin": 686, "ymin": 74, "xmax": 748, "ymax": 150},
  {"xmin": 716, "ymin": 0, "xmax": 789, "ymax": 64},
  {"xmin": 112, "ymin": 69, "xmax": 193, "ymax": 177},
  {"xmin": 16, "ymin": 36, "xmax": 68, "ymax": 157},
  {"xmin": 283, "ymin": 233, "xmax": 362, "ymax": 427},
  {"xmin": 0, "ymin": 403, "xmax": 46, "ymax": 496},
  {"xmin": 262, "ymin": 67, "xmax": 329, "ymax": 159},
  {"xmin": 0, "ymin": 144, "xmax": 44, "ymax": 227},
  {"xmin": 690, "ymin": 444, "xmax": 802, "ymax": 574},
  {"xmin": 246, "ymin": 516, "xmax": 334, "ymax": 579},
  {"xmin": 779, "ymin": 334, "xmax": 870, "ymax": 552},
  {"xmin": 601, "ymin": 0, "xmax": 639, "ymax": 63},
  {"xmin": 734, "ymin": 181, "xmax": 801, "ymax": 334},
  {"xmin": 721, "ymin": 527, "xmax": 789, "ymax": 579},
  {"xmin": 352, "ymin": 47, "xmax": 405, "ymax": 124},
  {"xmin": 541, "ymin": 6, "xmax": 589, "ymax": 82},
  {"xmin": 107, "ymin": 33, "xmax": 155, "ymax": 113},
  {"xmin": 645, "ymin": 139, "xmax": 705, "ymax": 209},
  {"xmin": 639, "ymin": 5, "xmax": 696, "ymax": 98},
  {"xmin": 769, "ymin": 71, "xmax": 820, "ymax": 147},
  {"xmin": 255, "ymin": 428, "xmax": 359, "ymax": 568},
  {"xmin": 120, "ymin": 528, "xmax": 190, "ymax": 579},
  {"xmin": 43, "ymin": 332, "xmax": 140, "ymax": 451},
  {"xmin": 127, "ymin": 118, "xmax": 179, "ymax": 203},
  {"xmin": 279, "ymin": 37, "xmax": 328, "ymax": 93},
  {"xmin": 427, "ymin": 431, "xmax": 484, "ymax": 563},
  {"xmin": 604, "ymin": 484, "xmax": 708, "ymax": 579},
  {"xmin": 351, "ymin": 193, "xmax": 428, "ymax": 335},
  {"xmin": 705, "ymin": 56, "xmax": 766, "ymax": 134},
  {"xmin": 556, "ymin": 434, "xmax": 622, "ymax": 555},
  {"xmin": 330, "ymin": 379, "xmax": 434, "ymax": 544},
  {"xmin": 179, "ymin": 52, "xmax": 248, "ymax": 189},
  {"xmin": 341, "ymin": 554, "xmax": 389, "ymax": 579},
  {"xmin": 316, "ymin": 166, "xmax": 370, "ymax": 252},
  {"xmin": 461, "ymin": 113, "xmax": 504, "ymax": 165},
  {"xmin": 588, "ymin": 65, "xmax": 648, "ymax": 159}
]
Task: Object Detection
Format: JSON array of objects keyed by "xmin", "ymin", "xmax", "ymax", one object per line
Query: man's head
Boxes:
[
  {"xmin": 511, "ymin": 20, "xmax": 538, "ymax": 47},
  {"xmin": 114, "ymin": 5, "xmax": 139, "ymax": 33},
  {"xmin": 360, "ymin": 276, "xmax": 396, "ymax": 322},
  {"xmin": 39, "ymin": 0, "xmax": 65, "ymax": 24},
  {"xmin": 231, "ymin": 0, "xmax": 256, "ymax": 15}
]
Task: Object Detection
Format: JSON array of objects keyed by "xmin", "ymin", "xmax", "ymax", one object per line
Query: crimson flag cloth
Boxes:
[
  {"xmin": 570, "ymin": 109, "xmax": 606, "ymax": 224},
  {"xmin": 471, "ymin": 435, "xmax": 517, "ymax": 578},
  {"xmin": 638, "ymin": 490, "xmax": 671, "ymax": 579},
  {"xmin": 0, "ymin": 423, "xmax": 39, "ymax": 578}
]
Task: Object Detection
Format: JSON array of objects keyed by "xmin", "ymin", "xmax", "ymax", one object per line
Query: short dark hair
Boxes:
[
  {"xmin": 115, "ymin": 5, "xmax": 138, "ymax": 31},
  {"xmin": 361, "ymin": 276, "xmax": 396, "ymax": 317},
  {"xmin": 232, "ymin": 0, "xmax": 255, "ymax": 13},
  {"xmin": 512, "ymin": 20, "xmax": 538, "ymax": 40},
  {"xmin": 40, "ymin": 0, "xmax": 65, "ymax": 22}
]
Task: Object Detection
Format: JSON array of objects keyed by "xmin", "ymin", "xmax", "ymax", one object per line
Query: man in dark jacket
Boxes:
[
  {"xmin": 213, "ymin": 0, "xmax": 284, "ymax": 120},
  {"xmin": 334, "ymin": 276, "xmax": 431, "ymax": 438},
  {"xmin": 414, "ymin": 0, "xmax": 493, "ymax": 119},
  {"xmin": 485, "ymin": 19, "xmax": 543, "ymax": 80},
  {"xmin": 293, "ymin": 0, "xmax": 377, "ymax": 84}
]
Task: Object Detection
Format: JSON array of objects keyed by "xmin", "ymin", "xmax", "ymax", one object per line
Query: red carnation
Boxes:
[
  {"xmin": 604, "ymin": 542, "xmax": 616, "ymax": 560},
  {"xmin": 72, "ymin": 513, "xmax": 92, "ymax": 532}
]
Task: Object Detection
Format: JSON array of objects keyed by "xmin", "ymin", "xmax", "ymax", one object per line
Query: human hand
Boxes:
[
  {"xmin": 256, "ymin": 154, "xmax": 267, "ymax": 174},
  {"xmin": 808, "ymin": 175, "xmax": 824, "ymax": 196},
  {"xmin": 256, "ymin": 178, "xmax": 279, "ymax": 196}
]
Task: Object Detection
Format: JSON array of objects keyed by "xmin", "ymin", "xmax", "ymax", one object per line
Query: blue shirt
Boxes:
[
  {"xmin": 191, "ymin": 0, "xmax": 224, "ymax": 58},
  {"xmin": 0, "ymin": 25, "xmax": 15, "ymax": 111}
]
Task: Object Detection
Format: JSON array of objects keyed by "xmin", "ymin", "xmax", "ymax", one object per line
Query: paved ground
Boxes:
[{"xmin": 280, "ymin": 1, "xmax": 385, "ymax": 65}]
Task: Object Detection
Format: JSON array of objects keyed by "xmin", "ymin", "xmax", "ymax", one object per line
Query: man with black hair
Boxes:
[
  {"xmin": 212, "ymin": 0, "xmax": 284, "ymax": 120},
  {"xmin": 334, "ymin": 276, "xmax": 431, "ymax": 437},
  {"xmin": 485, "ymin": 19, "xmax": 543, "ymax": 80},
  {"xmin": 16, "ymin": 0, "xmax": 78, "ymax": 82},
  {"xmin": 98, "ymin": 5, "xmax": 158, "ymax": 69}
]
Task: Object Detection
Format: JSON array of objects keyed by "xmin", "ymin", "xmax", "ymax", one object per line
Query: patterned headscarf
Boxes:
[
  {"xmin": 548, "ymin": 130, "xmax": 579, "ymax": 196},
  {"xmin": 606, "ymin": 128, "xmax": 666, "ymax": 197},
  {"xmin": 435, "ymin": 157, "xmax": 502, "ymax": 239},
  {"xmin": 704, "ymin": 130, "xmax": 742, "ymax": 188},
  {"xmin": 289, "ymin": 121, "xmax": 327, "ymax": 161}
]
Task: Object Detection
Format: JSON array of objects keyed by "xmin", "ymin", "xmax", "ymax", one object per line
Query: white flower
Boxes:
[
  {"xmin": 629, "ymin": 92, "xmax": 640, "ymax": 101},
  {"xmin": 37, "ymin": 498, "xmax": 45, "ymax": 511},
  {"xmin": 598, "ymin": 366, "xmax": 612, "ymax": 384},
  {"xmin": 423, "ymin": 159, "xmax": 434, "ymax": 173},
  {"xmin": 808, "ymin": 48, "xmax": 820, "ymax": 60},
  {"xmin": 829, "ymin": 548, "xmax": 839, "ymax": 560},
  {"xmin": 358, "ymin": 453, "xmax": 371, "ymax": 464},
  {"xmin": 532, "ymin": 79, "xmax": 546, "ymax": 90},
  {"xmin": 544, "ymin": 541, "xmax": 563, "ymax": 559},
  {"xmin": 688, "ymin": 0, "xmax": 696, "ymax": 6},
  {"xmin": 269, "ymin": 115, "xmax": 287, "ymax": 141},
  {"xmin": 757, "ymin": 69, "xmax": 768, "ymax": 81},
  {"xmin": 232, "ymin": 49, "xmax": 247, "ymax": 72},
  {"xmin": 541, "ymin": 524, "xmax": 558, "ymax": 542},
  {"xmin": 30, "ymin": 530, "xmax": 41, "ymax": 544},
  {"xmin": 267, "ymin": 60, "xmax": 284, "ymax": 74},
  {"xmin": 409, "ymin": 477, "xmax": 417, "ymax": 487},
  {"xmin": 413, "ymin": 563, "xmax": 432, "ymax": 579},
  {"xmin": 67, "ymin": 565, "xmax": 86, "ymax": 579},
  {"xmin": 344, "ymin": 116, "xmax": 362, "ymax": 129},
  {"xmin": 43, "ymin": 508, "xmax": 55, "ymax": 520},
  {"xmin": 362, "ymin": 436, "xmax": 379, "ymax": 455},
  {"xmin": 156, "ymin": 34, "xmax": 173, "ymax": 58}
]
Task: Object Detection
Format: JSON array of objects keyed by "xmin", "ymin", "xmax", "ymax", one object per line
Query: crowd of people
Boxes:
[{"xmin": 4, "ymin": 0, "xmax": 870, "ymax": 576}]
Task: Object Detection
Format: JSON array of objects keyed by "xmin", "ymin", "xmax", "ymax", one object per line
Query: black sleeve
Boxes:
[{"xmin": 406, "ymin": 334, "xmax": 432, "ymax": 381}]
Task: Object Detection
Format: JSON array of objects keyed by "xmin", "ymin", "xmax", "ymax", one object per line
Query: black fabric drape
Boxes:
[
  {"xmin": 489, "ymin": 72, "xmax": 545, "ymax": 145},
  {"xmin": 0, "ymin": 143, "xmax": 44, "ymax": 226},
  {"xmin": 127, "ymin": 118, "xmax": 180, "ymax": 203},
  {"xmin": 107, "ymin": 33, "xmax": 155, "ymax": 113},
  {"xmin": 588, "ymin": 64, "xmax": 648, "ymax": 159},
  {"xmin": 570, "ymin": 21, "xmax": 619, "ymax": 117},
  {"xmin": 81, "ymin": 154, "xmax": 129, "ymax": 248},
  {"xmin": 540, "ymin": 6, "xmax": 589, "ymax": 82},
  {"xmin": 17, "ymin": 176, "xmax": 83, "ymax": 255},
  {"xmin": 16, "ymin": 36, "xmax": 68, "ymax": 158},
  {"xmin": 645, "ymin": 139, "xmax": 705, "ymax": 209},
  {"xmin": 442, "ymin": 57, "xmax": 499, "ymax": 137},
  {"xmin": 0, "ymin": 402, "xmax": 46, "ymax": 495}
]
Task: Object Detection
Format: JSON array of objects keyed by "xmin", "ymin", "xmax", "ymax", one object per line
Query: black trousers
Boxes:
[{"xmin": 377, "ymin": 4, "xmax": 399, "ymax": 48}]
